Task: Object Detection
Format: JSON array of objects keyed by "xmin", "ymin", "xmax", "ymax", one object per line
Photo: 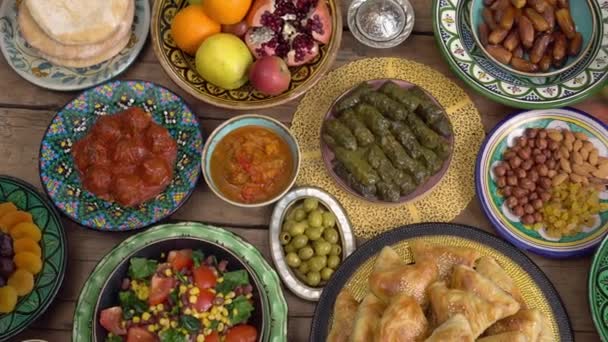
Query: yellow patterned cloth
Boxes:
[{"xmin": 291, "ymin": 58, "xmax": 486, "ymax": 238}]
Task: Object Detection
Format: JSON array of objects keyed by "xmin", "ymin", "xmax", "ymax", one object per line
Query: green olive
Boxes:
[
  {"xmin": 298, "ymin": 246, "xmax": 314, "ymax": 261},
  {"xmin": 305, "ymin": 227, "xmax": 323, "ymax": 241},
  {"xmin": 292, "ymin": 234, "xmax": 309, "ymax": 249},
  {"xmin": 285, "ymin": 252, "xmax": 301, "ymax": 268},
  {"xmin": 289, "ymin": 221, "xmax": 308, "ymax": 236},
  {"xmin": 322, "ymin": 212, "xmax": 336, "ymax": 228},
  {"xmin": 294, "ymin": 208, "xmax": 307, "ymax": 221},
  {"xmin": 282, "ymin": 220, "xmax": 296, "ymax": 232},
  {"xmin": 309, "ymin": 255, "xmax": 327, "ymax": 272},
  {"xmin": 306, "ymin": 271, "xmax": 321, "ymax": 287},
  {"xmin": 327, "ymin": 255, "xmax": 341, "ymax": 269},
  {"xmin": 303, "ymin": 198, "xmax": 319, "ymax": 212},
  {"xmin": 298, "ymin": 262, "xmax": 310, "ymax": 275},
  {"xmin": 321, "ymin": 267, "xmax": 334, "ymax": 281},
  {"xmin": 314, "ymin": 240, "xmax": 332, "ymax": 256},
  {"xmin": 330, "ymin": 244, "xmax": 342, "ymax": 256},
  {"xmin": 307, "ymin": 211, "xmax": 323, "ymax": 228},
  {"xmin": 323, "ymin": 228, "xmax": 339, "ymax": 244},
  {"xmin": 284, "ymin": 243, "xmax": 296, "ymax": 253},
  {"xmin": 279, "ymin": 232, "xmax": 292, "ymax": 245},
  {"xmin": 285, "ymin": 207, "xmax": 297, "ymax": 221}
]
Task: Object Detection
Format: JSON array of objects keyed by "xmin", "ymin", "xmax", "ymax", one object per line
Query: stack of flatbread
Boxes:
[
  {"xmin": 18, "ymin": 0, "xmax": 134, "ymax": 68},
  {"xmin": 327, "ymin": 242, "xmax": 553, "ymax": 342}
]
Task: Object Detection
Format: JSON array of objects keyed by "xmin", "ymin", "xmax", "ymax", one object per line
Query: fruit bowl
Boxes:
[{"xmin": 151, "ymin": 0, "xmax": 342, "ymax": 110}]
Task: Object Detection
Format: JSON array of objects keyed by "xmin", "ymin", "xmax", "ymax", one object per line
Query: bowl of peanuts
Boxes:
[
  {"xmin": 476, "ymin": 107, "xmax": 608, "ymax": 258},
  {"xmin": 470, "ymin": 0, "xmax": 597, "ymax": 77}
]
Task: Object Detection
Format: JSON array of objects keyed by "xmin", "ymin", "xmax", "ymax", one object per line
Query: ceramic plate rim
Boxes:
[
  {"xmin": 475, "ymin": 106, "xmax": 608, "ymax": 258},
  {"xmin": 0, "ymin": 175, "xmax": 68, "ymax": 341},
  {"xmin": 589, "ymin": 233, "xmax": 608, "ymax": 340},
  {"xmin": 37, "ymin": 79, "xmax": 203, "ymax": 231},
  {"xmin": 0, "ymin": 0, "xmax": 150, "ymax": 91}
]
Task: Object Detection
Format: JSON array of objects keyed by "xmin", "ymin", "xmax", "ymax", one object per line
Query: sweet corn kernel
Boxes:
[
  {"xmin": 225, "ymin": 299, "xmax": 232, "ymax": 305},
  {"xmin": 197, "ymin": 335, "xmax": 205, "ymax": 342},
  {"xmin": 160, "ymin": 318, "xmax": 169, "ymax": 326},
  {"xmin": 179, "ymin": 285, "xmax": 188, "ymax": 294},
  {"xmin": 191, "ymin": 287, "xmax": 200, "ymax": 295},
  {"xmin": 233, "ymin": 309, "xmax": 238, "ymax": 316},
  {"xmin": 246, "ymin": 293, "xmax": 252, "ymax": 299},
  {"xmin": 184, "ymin": 308, "xmax": 192, "ymax": 315},
  {"xmin": 142, "ymin": 312, "xmax": 151, "ymax": 321},
  {"xmin": 218, "ymin": 322, "xmax": 225, "ymax": 332},
  {"xmin": 156, "ymin": 304, "xmax": 164, "ymax": 311},
  {"xmin": 203, "ymin": 318, "xmax": 210, "ymax": 326},
  {"xmin": 208, "ymin": 314, "xmax": 216, "ymax": 320},
  {"xmin": 204, "ymin": 328, "xmax": 212, "ymax": 336},
  {"xmin": 171, "ymin": 321, "xmax": 178, "ymax": 328},
  {"xmin": 148, "ymin": 324, "xmax": 158, "ymax": 332},
  {"xmin": 132, "ymin": 317, "xmax": 141, "ymax": 323},
  {"xmin": 201, "ymin": 312, "xmax": 209, "ymax": 319},
  {"xmin": 217, "ymin": 277, "xmax": 224, "ymax": 283},
  {"xmin": 164, "ymin": 269, "xmax": 173, "ymax": 277},
  {"xmin": 226, "ymin": 291, "xmax": 235, "ymax": 299},
  {"xmin": 209, "ymin": 289, "xmax": 216, "ymax": 294},
  {"xmin": 189, "ymin": 295, "xmax": 197, "ymax": 304}
]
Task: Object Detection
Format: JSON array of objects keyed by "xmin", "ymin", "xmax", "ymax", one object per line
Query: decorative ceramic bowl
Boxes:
[
  {"xmin": 309, "ymin": 223, "xmax": 573, "ymax": 341},
  {"xmin": 39, "ymin": 80, "xmax": 204, "ymax": 231},
  {"xmin": 269, "ymin": 187, "xmax": 356, "ymax": 301},
  {"xmin": 0, "ymin": 0, "xmax": 149, "ymax": 91},
  {"xmin": 476, "ymin": 107, "xmax": 608, "ymax": 258},
  {"xmin": 321, "ymin": 79, "xmax": 454, "ymax": 204},
  {"xmin": 0, "ymin": 176, "xmax": 67, "ymax": 341},
  {"xmin": 201, "ymin": 114, "xmax": 301, "ymax": 208},
  {"xmin": 73, "ymin": 222, "xmax": 288, "ymax": 342},
  {"xmin": 470, "ymin": 0, "xmax": 596, "ymax": 78},
  {"xmin": 589, "ymin": 234, "xmax": 608, "ymax": 341},
  {"xmin": 433, "ymin": 0, "xmax": 608, "ymax": 109},
  {"xmin": 150, "ymin": 0, "xmax": 342, "ymax": 110}
]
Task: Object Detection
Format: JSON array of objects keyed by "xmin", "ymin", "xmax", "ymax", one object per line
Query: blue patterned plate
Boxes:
[
  {"xmin": 39, "ymin": 80, "xmax": 204, "ymax": 231},
  {"xmin": 0, "ymin": 0, "xmax": 149, "ymax": 91},
  {"xmin": 476, "ymin": 108, "xmax": 608, "ymax": 258}
]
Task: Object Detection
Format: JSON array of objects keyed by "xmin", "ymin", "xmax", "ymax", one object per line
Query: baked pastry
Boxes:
[
  {"xmin": 377, "ymin": 293, "xmax": 428, "ymax": 341},
  {"xmin": 424, "ymin": 314, "xmax": 474, "ymax": 342},
  {"xmin": 487, "ymin": 308, "xmax": 552, "ymax": 342},
  {"xmin": 351, "ymin": 293, "xmax": 386, "ymax": 342},
  {"xmin": 409, "ymin": 240, "xmax": 481, "ymax": 280},
  {"xmin": 475, "ymin": 256, "xmax": 525, "ymax": 306},
  {"xmin": 477, "ymin": 331, "xmax": 528, "ymax": 342},
  {"xmin": 327, "ymin": 289, "xmax": 358, "ymax": 342}
]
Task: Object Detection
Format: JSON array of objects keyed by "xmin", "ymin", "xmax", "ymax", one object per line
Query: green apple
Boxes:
[{"xmin": 195, "ymin": 33, "xmax": 253, "ymax": 90}]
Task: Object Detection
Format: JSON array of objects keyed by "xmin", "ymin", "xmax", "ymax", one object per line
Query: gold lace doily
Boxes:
[{"xmin": 291, "ymin": 58, "xmax": 485, "ymax": 238}]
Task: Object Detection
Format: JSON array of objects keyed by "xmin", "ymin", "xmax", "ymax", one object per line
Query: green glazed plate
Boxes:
[
  {"xmin": 0, "ymin": 176, "xmax": 67, "ymax": 341},
  {"xmin": 73, "ymin": 222, "xmax": 288, "ymax": 342},
  {"xmin": 589, "ymin": 234, "xmax": 608, "ymax": 340}
]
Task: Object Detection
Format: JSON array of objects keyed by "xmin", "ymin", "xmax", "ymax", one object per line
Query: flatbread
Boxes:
[
  {"xmin": 24, "ymin": 0, "xmax": 130, "ymax": 45},
  {"xmin": 19, "ymin": 0, "xmax": 134, "ymax": 60},
  {"xmin": 41, "ymin": 32, "xmax": 131, "ymax": 68}
]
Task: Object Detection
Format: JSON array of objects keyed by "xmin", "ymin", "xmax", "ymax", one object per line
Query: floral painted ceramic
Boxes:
[
  {"xmin": 476, "ymin": 108, "xmax": 608, "ymax": 258},
  {"xmin": 589, "ymin": 234, "xmax": 608, "ymax": 341},
  {"xmin": 39, "ymin": 81, "xmax": 204, "ymax": 231},
  {"xmin": 151, "ymin": 0, "xmax": 342, "ymax": 110},
  {"xmin": 433, "ymin": 0, "xmax": 608, "ymax": 109},
  {"xmin": 73, "ymin": 222, "xmax": 288, "ymax": 342},
  {"xmin": 0, "ymin": 176, "xmax": 67, "ymax": 341},
  {"xmin": 0, "ymin": 0, "xmax": 149, "ymax": 91}
]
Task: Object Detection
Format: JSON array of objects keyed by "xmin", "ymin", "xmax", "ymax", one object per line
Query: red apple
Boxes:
[
  {"xmin": 221, "ymin": 21, "xmax": 249, "ymax": 38},
  {"xmin": 248, "ymin": 56, "xmax": 291, "ymax": 96}
]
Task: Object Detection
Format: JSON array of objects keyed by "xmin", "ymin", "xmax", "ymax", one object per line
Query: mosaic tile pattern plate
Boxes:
[{"xmin": 39, "ymin": 80, "xmax": 204, "ymax": 231}]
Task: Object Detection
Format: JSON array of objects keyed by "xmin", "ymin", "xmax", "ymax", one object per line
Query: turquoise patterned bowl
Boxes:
[
  {"xmin": 476, "ymin": 107, "xmax": 608, "ymax": 258},
  {"xmin": 589, "ymin": 234, "xmax": 608, "ymax": 340},
  {"xmin": 0, "ymin": 176, "xmax": 67, "ymax": 341},
  {"xmin": 73, "ymin": 222, "xmax": 288, "ymax": 342},
  {"xmin": 39, "ymin": 80, "xmax": 204, "ymax": 231},
  {"xmin": 0, "ymin": 0, "xmax": 149, "ymax": 91},
  {"xmin": 470, "ymin": 0, "xmax": 596, "ymax": 78},
  {"xmin": 201, "ymin": 114, "xmax": 301, "ymax": 208}
]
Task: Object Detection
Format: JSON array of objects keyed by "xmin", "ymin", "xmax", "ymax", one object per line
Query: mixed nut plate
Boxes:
[{"xmin": 0, "ymin": 0, "xmax": 607, "ymax": 341}]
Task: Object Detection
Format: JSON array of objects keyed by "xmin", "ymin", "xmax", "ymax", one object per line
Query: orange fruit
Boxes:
[
  {"xmin": 171, "ymin": 5, "xmax": 221, "ymax": 55},
  {"xmin": 14, "ymin": 252, "xmax": 42, "ymax": 275},
  {"xmin": 0, "ymin": 202, "xmax": 17, "ymax": 219},
  {"xmin": 0, "ymin": 211, "xmax": 32, "ymax": 233},
  {"xmin": 0, "ymin": 286, "xmax": 17, "ymax": 313},
  {"xmin": 13, "ymin": 238, "xmax": 42, "ymax": 257},
  {"xmin": 8, "ymin": 269, "xmax": 34, "ymax": 296},
  {"xmin": 10, "ymin": 222, "xmax": 42, "ymax": 242},
  {"xmin": 202, "ymin": 0, "xmax": 252, "ymax": 25}
]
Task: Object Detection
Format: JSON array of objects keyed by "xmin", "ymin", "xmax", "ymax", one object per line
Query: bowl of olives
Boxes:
[{"xmin": 269, "ymin": 187, "xmax": 356, "ymax": 301}]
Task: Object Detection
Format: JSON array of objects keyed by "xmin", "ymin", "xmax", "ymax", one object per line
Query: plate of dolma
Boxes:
[
  {"xmin": 309, "ymin": 223, "xmax": 573, "ymax": 342},
  {"xmin": 321, "ymin": 79, "xmax": 454, "ymax": 204}
]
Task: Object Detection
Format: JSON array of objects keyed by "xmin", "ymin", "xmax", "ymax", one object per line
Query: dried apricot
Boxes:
[
  {"xmin": 13, "ymin": 238, "xmax": 41, "ymax": 257},
  {"xmin": 8, "ymin": 269, "xmax": 34, "ymax": 296},
  {"xmin": 0, "ymin": 211, "xmax": 33, "ymax": 233},
  {"xmin": 0, "ymin": 202, "xmax": 17, "ymax": 219},
  {"xmin": 14, "ymin": 252, "xmax": 42, "ymax": 275},
  {"xmin": 10, "ymin": 222, "xmax": 42, "ymax": 242},
  {"xmin": 0, "ymin": 286, "xmax": 18, "ymax": 313}
]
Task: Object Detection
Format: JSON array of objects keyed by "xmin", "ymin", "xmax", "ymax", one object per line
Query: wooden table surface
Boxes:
[{"xmin": 2, "ymin": 0, "xmax": 605, "ymax": 341}]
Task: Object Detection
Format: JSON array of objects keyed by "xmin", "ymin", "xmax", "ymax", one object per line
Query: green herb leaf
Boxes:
[
  {"xmin": 209, "ymin": 320, "xmax": 219, "ymax": 330},
  {"xmin": 159, "ymin": 328, "xmax": 188, "ymax": 342},
  {"xmin": 176, "ymin": 271, "xmax": 187, "ymax": 283},
  {"xmin": 192, "ymin": 250, "xmax": 205, "ymax": 268},
  {"xmin": 180, "ymin": 315, "xmax": 202, "ymax": 333},
  {"xmin": 216, "ymin": 270, "xmax": 250, "ymax": 294},
  {"xmin": 105, "ymin": 335, "xmax": 123, "ymax": 342},
  {"xmin": 119, "ymin": 291, "xmax": 147, "ymax": 319},
  {"xmin": 227, "ymin": 295, "xmax": 254, "ymax": 325},
  {"xmin": 127, "ymin": 258, "xmax": 158, "ymax": 280},
  {"xmin": 169, "ymin": 289, "xmax": 180, "ymax": 315}
]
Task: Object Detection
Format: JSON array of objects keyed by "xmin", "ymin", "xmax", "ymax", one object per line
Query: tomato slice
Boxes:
[
  {"xmin": 225, "ymin": 324, "xmax": 258, "ymax": 342},
  {"xmin": 148, "ymin": 275, "xmax": 175, "ymax": 306},
  {"xmin": 193, "ymin": 288, "xmax": 215, "ymax": 312},
  {"xmin": 99, "ymin": 306, "xmax": 127, "ymax": 335},
  {"xmin": 206, "ymin": 331, "xmax": 220, "ymax": 342},
  {"xmin": 126, "ymin": 326, "xmax": 157, "ymax": 342},
  {"xmin": 167, "ymin": 249, "xmax": 193, "ymax": 271},
  {"xmin": 193, "ymin": 265, "xmax": 217, "ymax": 290}
]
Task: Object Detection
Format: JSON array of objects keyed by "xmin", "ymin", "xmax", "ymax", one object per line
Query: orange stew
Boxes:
[
  {"xmin": 210, "ymin": 126, "xmax": 294, "ymax": 204},
  {"xmin": 72, "ymin": 107, "xmax": 177, "ymax": 207}
]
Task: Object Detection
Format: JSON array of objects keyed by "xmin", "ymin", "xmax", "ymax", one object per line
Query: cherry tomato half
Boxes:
[
  {"xmin": 193, "ymin": 265, "xmax": 217, "ymax": 290},
  {"xmin": 193, "ymin": 288, "xmax": 215, "ymax": 312},
  {"xmin": 225, "ymin": 324, "xmax": 258, "ymax": 342},
  {"xmin": 167, "ymin": 249, "xmax": 193, "ymax": 271}
]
